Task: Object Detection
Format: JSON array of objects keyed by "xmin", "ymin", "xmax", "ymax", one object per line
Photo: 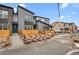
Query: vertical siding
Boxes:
[
  {"xmin": 13, "ymin": 14, "xmax": 18, "ymax": 22},
  {"xmin": 37, "ymin": 22, "xmax": 43, "ymax": 30},
  {"xmin": 18, "ymin": 7, "xmax": 24, "ymax": 30},
  {"xmin": 36, "ymin": 22, "xmax": 50, "ymax": 30},
  {"xmin": 18, "ymin": 7, "xmax": 34, "ymax": 30}
]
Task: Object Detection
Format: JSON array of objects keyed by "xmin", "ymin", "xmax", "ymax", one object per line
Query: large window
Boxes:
[
  {"xmin": 24, "ymin": 15, "xmax": 28, "ymax": 21},
  {"xmin": 0, "ymin": 23, "xmax": 8, "ymax": 30},
  {"xmin": 44, "ymin": 19, "xmax": 49, "ymax": 24},
  {"xmin": 29, "ymin": 16, "xmax": 33, "ymax": 22},
  {"xmin": 64, "ymin": 27, "xmax": 69, "ymax": 31},
  {"xmin": 24, "ymin": 15, "xmax": 33, "ymax": 22},
  {"xmin": 24, "ymin": 25, "xmax": 33, "ymax": 30},
  {"xmin": 0, "ymin": 10, "xmax": 8, "ymax": 19},
  {"xmin": 24, "ymin": 25, "xmax": 28, "ymax": 30},
  {"xmin": 3, "ymin": 24, "xmax": 8, "ymax": 29}
]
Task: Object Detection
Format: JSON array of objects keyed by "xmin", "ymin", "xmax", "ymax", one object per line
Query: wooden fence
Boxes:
[
  {"xmin": 0, "ymin": 30, "xmax": 10, "ymax": 37},
  {"xmin": 22, "ymin": 30, "xmax": 39, "ymax": 36},
  {"xmin": 21, "ymin": 30, "xmax": 55, "ymax": 36}
]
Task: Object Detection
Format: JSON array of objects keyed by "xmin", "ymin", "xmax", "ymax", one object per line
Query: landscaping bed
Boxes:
[{"xmin": 20, "ymin": 30, "xmax": 55, "ymax": 44}]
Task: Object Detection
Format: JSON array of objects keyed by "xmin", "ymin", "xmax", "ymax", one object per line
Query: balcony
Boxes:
[{"xmin": 0, "ymin": 18, "xmax": 8, "ymax": 23}]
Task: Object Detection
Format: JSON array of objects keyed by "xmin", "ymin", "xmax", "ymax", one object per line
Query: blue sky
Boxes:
[{"xmin": 1, "ymin": 3, "xmax": 79, "ymax": 26}]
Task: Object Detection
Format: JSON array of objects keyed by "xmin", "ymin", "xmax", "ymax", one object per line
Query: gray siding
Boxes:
[
  {"xmin": 36, "ymin": 22, "xmax": 43, "ymax": 30},
  {"xmin": 13, "ymin": 14, "xmax": 18, "ymax": 22},
  {"xmin": 36, "ymin": 22, "xmax": 51, "ymax": 30},
  {"xmin": 18, "ymin": 7, "xmax": 34, "ymax": 30}
]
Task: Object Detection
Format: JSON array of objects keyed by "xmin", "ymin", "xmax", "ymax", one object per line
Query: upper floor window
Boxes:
[
  {"xmin": 29, "ymin": 16, "xmax": 33, "ymax": 22},
  {"xmin": 24, "ymin": 15, "xmax": 33, "ymax": 22},
  {"xmin": 0, "ymin": 10, "xmax": 8, "ymax": 19},
  {"xmin": 24, "ymin": 15, "xmax": 28, "ymax": 21},
  {"xmin": 44, "ymin": 19, "xmax": 49, "ymax": 24}
]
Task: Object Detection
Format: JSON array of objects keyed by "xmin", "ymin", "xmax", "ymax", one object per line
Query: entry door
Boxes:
[{"xmin": 12, "ymin": 25, "xmax": 18, "ymax": 33}]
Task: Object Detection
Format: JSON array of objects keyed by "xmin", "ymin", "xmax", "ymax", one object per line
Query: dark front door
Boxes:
[{"xmin": 12, "ymin": 25, "xmax": 18, "ymax": 33}]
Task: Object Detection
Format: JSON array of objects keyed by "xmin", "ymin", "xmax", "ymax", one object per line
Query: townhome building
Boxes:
[
  {"xmin": 0, "ymin": 4, "xmax": 53, "ymax": 34},
  {"xmin": 34, "ymin": 16, "xmax": 52, "ymax": 30},
  {"xmin": 0, "ymin": 5, "xmax": 13, "ymax": 33},
  {"xmin": 51, "ymin": 21, "xmax": 77, "ymax": 33},
  {"xmin": 16, "ymin": 5, "xmax": 35, "ymax": 33},
  {"xmin": 77, "ymin": 27, "xmax": 79, "ymax": 32}
]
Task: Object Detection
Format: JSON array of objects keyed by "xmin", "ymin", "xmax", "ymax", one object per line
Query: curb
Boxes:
[{"xmin": 66, "ymin": 49, "xmax": 79, "ymax": 55}]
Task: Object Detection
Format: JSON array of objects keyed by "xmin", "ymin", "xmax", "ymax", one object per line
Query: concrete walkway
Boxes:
[{"xmin": 9, "ymin": 33, "xmax": 25, "ymax": 49}]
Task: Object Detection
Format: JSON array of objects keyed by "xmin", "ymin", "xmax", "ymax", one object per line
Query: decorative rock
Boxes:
[
  {"xmin": 32, "ymin": 39, "xmax": 37, "ymax": 42},
  {"xmin": 21, "ymin": 30, "xmax": 55, "ymax": 44}
]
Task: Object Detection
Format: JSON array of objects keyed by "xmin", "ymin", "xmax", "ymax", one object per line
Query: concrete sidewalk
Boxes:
[{"xmin": 10, "ymin": 33, "xmax": 24, "ymax": 48}]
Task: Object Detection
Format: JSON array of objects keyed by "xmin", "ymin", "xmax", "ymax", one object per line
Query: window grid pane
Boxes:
[{"xmin": 0, "ymin": 10, "xmax": 8, "ymax": 19}]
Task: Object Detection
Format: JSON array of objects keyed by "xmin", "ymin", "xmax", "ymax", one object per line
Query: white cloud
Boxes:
[
  {"xmin": 60, "ymin": 3, "xmax": 69, "ymax": 8},
  {"xmin": 19, "ymin": 3, "xmax": 26, "ymax": 7},
  {"xmin": 59, "ymin": 16, "xmax": 65, "ymax": 19},
  {"xmin": 72, "ymin": 11, "xmax": 77, "ymax": 14}
]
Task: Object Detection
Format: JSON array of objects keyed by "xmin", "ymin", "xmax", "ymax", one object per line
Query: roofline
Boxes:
[
  {"xmin": 18, "ymin": 5, "xmax": 35, "ymax": 15},
  {"xmin": 0, "ymin": 4, "xmax": 13, "ymax": 9},
  {"xmin": 34, "ymin": 16, "xmax": 50, "ymax": 20},
  {"xmin": 52, "ymin": 21, "xmax": 75, "ymax": 24},
  {"xmin": 0, "ymin": 4, "xmax": 14, "ymax": 13},
  {"xmin": 36, "ymin": 20, "xmax": 52, "ymax": 27}
]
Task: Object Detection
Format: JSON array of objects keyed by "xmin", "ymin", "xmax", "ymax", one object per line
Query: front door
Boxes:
[{"xmin": 12, "ymin": 25, "xmax": 18, "ymax": 33}]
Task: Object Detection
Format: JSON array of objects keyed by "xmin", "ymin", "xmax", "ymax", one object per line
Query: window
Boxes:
[
  {"xmin": 44, "ymin": 19, "xmax": 49, "ymax": 24},
  {"xmin": 24, "ymin": 25, "xmax": 33, "ymax": 30},
  {"xmin": 29, "ymin": 16, "xmax": 33, "ymax": 22},
  {"xmin": 28, "ymin": 25, "xmax": 30, "ymax": 30},
  {"xmin": 3, "ymin": 24, "xmax": 8, "ymax": 30},
  {"xmin": 24, "ymin": 15, "xmax": 28, "ymax": 21},
  {"xmin": 24, "ymin": 25, "xmax": 28, "ymax": 30},
  {"xmin": 61, "ymin": 28, "xmax": 63, "ymax": 31},
  {"xmin": 0, "ymin": 23, "xmax": 8, "ymax": 30},
  {"xmin": 0, "ymin": 10, "xmax": 8, "ymax": 19},
  {"xmin": 24, "ymin": 15, "xmax": 33, "ymax": 22},
  {"xmin": 29, "ymin": 25, "xmax": 33, "ymax": 30},
  {"xmin": 64, "ymin": 28, "xmax": 69, "ymax": 31},
  {"xmin": 28, "ymin": 16, "xmax": 31, "ymax": 21}
]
